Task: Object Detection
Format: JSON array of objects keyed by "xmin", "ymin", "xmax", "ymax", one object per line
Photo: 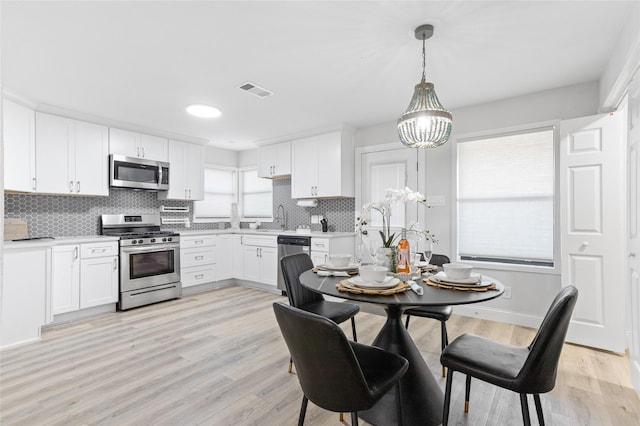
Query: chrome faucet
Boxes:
[{"xmin": 276, "ymin": 204, "xmax": 287, "ymax": 230}]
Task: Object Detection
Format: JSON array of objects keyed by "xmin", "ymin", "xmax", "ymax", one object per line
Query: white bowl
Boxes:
[
  {"xmin": 329, "ymin": 254, "xmax": 352, "ymax": 267},
  {"xmin": 443, "ymin": 263, "xmax": 473, "ymax": 280},
  {"xmin": 359, "ymin": 265, "xmax": 388, "ymax": 283}
]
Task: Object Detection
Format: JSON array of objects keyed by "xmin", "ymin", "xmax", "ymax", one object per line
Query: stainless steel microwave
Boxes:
[{"xmin": 110, "ymin": 154, "xmax": 169, "ymax": 191}]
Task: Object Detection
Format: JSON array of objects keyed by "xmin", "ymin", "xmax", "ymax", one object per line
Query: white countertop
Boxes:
[
  {"xmin": 3, "ymin": 235, "xmax": 119, "ymax": 250},
  {"xmin": 178, "ymin": 229, "xmax": 355, "ymax": 238}
]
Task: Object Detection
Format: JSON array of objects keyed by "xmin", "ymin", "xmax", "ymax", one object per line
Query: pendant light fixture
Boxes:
[{"xmin": 397, "ymin": 24, "xmax": 452, "ymax": 148}]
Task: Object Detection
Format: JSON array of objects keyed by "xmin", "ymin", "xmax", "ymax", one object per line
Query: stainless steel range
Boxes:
[{"xmin": 101, "ymin": 214, "xmax": 181, "ymax": 310}]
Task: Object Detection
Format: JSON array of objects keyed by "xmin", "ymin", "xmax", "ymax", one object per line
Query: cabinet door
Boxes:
[
  {"xmin": 80, "ymin": 256, "xmax": 118, "ymax": 308},
  {"xmin": 232, "ymin": 235, "xmax": 244, "ymax": 279},
  {"xmin": 35, "ymin": 112, "xmax": 72, "ymax": 194},
  {"xmin": 291, "ymin": 136, "xmax": 319, "ymax": 198},
  {"xmin": 52, "ymin": 245, "xmax": 80, "ymax": 315},
  {"xmin": 3, "ymin": 100, "xmax": 36, "ymax": 192},
  {"xmin": 186, "ymin": 143, "xmax": 204, "ymax": 200},
  {"xmin": 165, "ymin": 140, "xmax": 188, "ymax": 199},
  {"xmin": 258, "ymin": 144, "xmax": 276, "ymax": 178},
  {"xmin": 316, "ymin": 132, "xmax": 342, "ymax": 197},
  {"xmin": 274, "ymin": 141, "xmax": 291, "ymax": 176},
  {"xmin": 243, "ymin": 246, "xmax": 261, "ymax": 282},
  {"xmin": 74, "ymin": 121, "xmax": 109, "ymax": 196},
  {"xmin": 109, "ymin": 128, "xmax": 139, "ymax": 158},
  {"xmin": 140, "ymin": 134, "xmax": 168, "ymax": 161},
  {"xmin": 260, "ymin": 246, "xmax": 278, "ymax": 287},
  {"xmin": 216, "ymin": 235, "xmax": 233, "ymax": 280}
]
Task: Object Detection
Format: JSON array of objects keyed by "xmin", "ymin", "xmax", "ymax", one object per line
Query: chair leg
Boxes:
[
  {"xmin": 298, "ymin": 395, "xmax": 308, "ymax": 426},
  {"xmin": 440, "ymin": 320, "xmax": 449, "ymax": 377},
  {"xmin": 533, "ymin": 394, "xmax": 545, "ymax": 426},
  {"xmin": 351, "ymin": 412, "xmax": 359, "ymax": 426},
  {"xmin": 351, "ymin": 317, "xmax": 358, "ymax": 342},
  {"xmin": 442, "ymin": 369, "xmax": 454, "ymax": 426},
  {"xmin": 395, "ymin": 382, "xmax": 404, "ymax": 426},
  {"xmin": 519, "ymin": 394, "xmax": 532, "ymax": 426},
  {"xmin": 405, "ymin": 314, "xmax": 411, "ymax": 329},
  {"xmin": 288, "ymin": 357, "xmax": 293, "ymax": 373},
  {"xmin": 464, "ymin": 375, "xmax": 471, "ymax": 412},
  {"xmin": 339, "ymin": 412, "xmax": 343, "ymax": 421}
]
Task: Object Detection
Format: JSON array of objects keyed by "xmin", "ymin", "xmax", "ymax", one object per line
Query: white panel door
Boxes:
[
  {"xmin": 51, "ymin": 245, "xmax": 80, "ymax": 315},
  {"xmin": 560, "ymin": 111, "xmax": 626, "ymax": 353},
  {"xmin": 3, "ymin": 99, "xmax": 36, "ymax": 192},
  {"xmin": 35, "ymin": 112, "xmax": 72, "ymax": 194},
  {"xmin": 74, "ymin": 121, "xmax": 109, "ymax": 196},
  {"xmin": 360, "ymin": 147, "xmax": 420, "ymax": 253},
  {"xmin": 627, "ymin": 77, "xmax": 640, "ymax": 395},
  {"xmin": 80, "ymin": 256, "xmax": 118, "ymax": 308}
]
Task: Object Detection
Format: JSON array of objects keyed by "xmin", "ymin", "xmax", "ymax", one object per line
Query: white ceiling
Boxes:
[{"xmin": 1, "ymin": 1, "xmax": 635, "ymax": 151}]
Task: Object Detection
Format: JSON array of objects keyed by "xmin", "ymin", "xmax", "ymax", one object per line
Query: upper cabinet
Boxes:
[
  {"xmin": 3, "ymin": 99, "xmax": 36, "ymax": 192},
  {"xmin": 159, "ymin": 140, "xmax": 204, "ymax": 200},
  {"xmin": 109, "ymin": 128, "xmax": 168, "ymax": 162},
  {"xmin": 35, "ymin": 112, "xmax": 109, "ymax": 196},
  {"xmin": 258, "ymin": 141, "xmax": 291, "ymax": 178},
  {"xmin": 291, "ymin": 129, "xmax": 354, "ymax": 199}
]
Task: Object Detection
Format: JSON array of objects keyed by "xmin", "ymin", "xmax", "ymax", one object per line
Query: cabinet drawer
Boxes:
[
  {"xmin": 181, "ymin": 247, "xmax": 215, "ymax": 268},
  {"xmin": 180, "ymin": 235, "xmax": 216, "ymax": 249},
  {"xmin": 182, "ymin": 266, "xmax": 216, "ymax": 288},
  {"xmin": 81, "ymin": 242, "xmax": 118, "ymax": 259},
  {"xmin": 242, "ymin": 235, "xmax": 277, "ymax": 248},
  {"xmin": 311, "ymin": 238, "xmax": 330, "ymax": 252}
]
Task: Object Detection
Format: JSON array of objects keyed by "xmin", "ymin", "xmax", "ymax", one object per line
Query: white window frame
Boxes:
[
  {"xmin": 238, "ymin": 166, "xmax": 273, "ymax": 222},
  {"xmin": 453, "ymin": 121, "xmax": 561, "ymax": 275},
  {"xmin": 193, "ymin": 164, "xmax": 238, "ymax": 223}
]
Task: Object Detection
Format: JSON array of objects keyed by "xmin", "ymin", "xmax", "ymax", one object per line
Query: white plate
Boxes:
[
  {"xmin": 348, "ymin": 276, "xmax": 399, "ymax": 289},
  {"xmin": 318, "ymin": 263, "xmax": 360, "ymax": 272},
  {"xmin": 433, "ymin": 271, "xmax": 482, "ymax": 284}
]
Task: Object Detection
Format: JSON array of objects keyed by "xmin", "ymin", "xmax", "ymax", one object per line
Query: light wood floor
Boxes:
[{"xmin": 1, "ymin": 285, "xmax": 639, "ymax": 425}]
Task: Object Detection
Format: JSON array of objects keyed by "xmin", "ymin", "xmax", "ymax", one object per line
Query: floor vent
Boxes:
[{"xmin": 238, "ymin": 82, "xmax": 273, "ymax": 98}]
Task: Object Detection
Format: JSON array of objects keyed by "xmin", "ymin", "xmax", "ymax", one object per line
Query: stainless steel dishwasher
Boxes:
[{"xmin": 277, "ymin": 235, "xmax": 312, "ymax": 292}]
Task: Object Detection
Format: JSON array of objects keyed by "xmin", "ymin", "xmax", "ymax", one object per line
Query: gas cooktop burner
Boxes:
[{"xmin": 117, "ymin": 231, "xmax": 179, "ymax": 239}]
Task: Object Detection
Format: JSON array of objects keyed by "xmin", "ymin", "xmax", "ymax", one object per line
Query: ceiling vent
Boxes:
[{"xmin": 238, "ymin": 82, "xmax": 273, "ymax": 98}]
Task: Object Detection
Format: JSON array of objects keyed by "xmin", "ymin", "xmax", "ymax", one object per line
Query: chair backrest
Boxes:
[
  {"xmin": 518, "ymin": 286, "xmax": 578, "ymax": 393},
  {"xmin": 280, "ymin": 253, "xmax": 324, "ymax": 308},
  {"xmin": 431, "ymin": 254, "xmax": 451, "ymax": 267},
  {"xmin": 272, "ymin": 301, "xmax": 373, "ymax": 412}
]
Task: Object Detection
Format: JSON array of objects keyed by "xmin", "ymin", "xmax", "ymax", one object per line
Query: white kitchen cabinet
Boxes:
[
  {"xmin": 52, "ymin": 242, "xmax": 118, "ymax": 315},
  {"xmin": 180, "ymin": 235, "xmax": 216, "ymax": 288},
  {"xmin": 159, "ymin": 140, "xmax": 204, "ymax": 200},
  {"xmin": 1, "ymin": 247, "xmax": 49, "ymax": 348},
  {"xmin": 242, "ymin": 235, "xmax": 278, "ymax": 287},
  {"xmin": 232, "ymin": 234, "xmax": 244, "ymax": 279},
  {"xmin": 258, "ymin": 141, "xmax": 291, "ymax": 178},
  {"xmin": 291, "ymin": 129, "xmax": 354, "ymax": 198},
  {"xmin": 311, "ymin": 235, "xmax": 355, "ymax": 267},
  {"xmin": 109, "ymin": 127, "xmax": 168, "ymax": 161},
  {"xmin": 3, "ymin": 99, "xmax": 36, "ymax": 192},
  {"xmin": 216, "ymin": 234, "xmax": 233, "ymax": 280},
  {"xmin": 35, "ymin": 112, "xmax": 109, "ymax": 196}
]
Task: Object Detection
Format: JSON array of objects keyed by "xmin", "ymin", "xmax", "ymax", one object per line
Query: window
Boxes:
[
  {"xmin": 457, "ymin": 128, "xmax": 555, "ymax": 267},
  {"xmin": 240, "ymin": 168, "xmax": 273, "ymax": 218},
  {"xmin": 193, "ymin": 166, "xmax": 237, "ymax": 222}
]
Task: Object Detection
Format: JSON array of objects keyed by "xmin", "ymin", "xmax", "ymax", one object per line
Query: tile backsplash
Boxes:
[{"xmin": 4, "ymin": 178, "xmax": 355, "ymax": 237}]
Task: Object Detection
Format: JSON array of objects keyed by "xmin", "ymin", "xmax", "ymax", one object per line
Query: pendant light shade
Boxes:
[{"xmin": 397, "ymin": 24, "xmax": 452, "ymax": 148}]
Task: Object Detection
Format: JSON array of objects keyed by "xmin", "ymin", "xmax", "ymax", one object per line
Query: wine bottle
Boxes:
[{"xmin": 396, "ymin": 228, "xmax": 410, "ymax": 273}]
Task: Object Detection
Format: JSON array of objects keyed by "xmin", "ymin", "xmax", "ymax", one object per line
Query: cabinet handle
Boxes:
[
  {"xmin": 142, "ymin": 147, "xmax": 145, "ymax": 158},
  {"xmin": 195, "ymin": 255, "xmax": 204, "ymax": 260},
  {"xmin": 185, "ymin": 189, "xmax": 188, "ymax": 199},
  {"xmin": 256, "ymin": 248, "xmax": 259, "ymax": 257},
  {"xmin": 69, "ymin": 180, "xmax": 74, "ymax": 193},
  {"xmin": 137, "ymin": 146, "xmax": 141, "ymax": 157},
  {"xmin": 73, "ymin": 246, "xmax": 79, "ymax": 260},
  {"xmin": 113, "ymin": 258, "xmax": 118, "ymax": 271},
  {"xmin": 76, "ymin": 181, "xmax": 80, "ymax": 193},
  {"xmin": 260, "ymin": 248, "xmax": 262, "ymax": 257},
  {"xmin": 32, "ymin": 177, "xmax": 36, "ymax": 191},
  {"xmin": 188, "ymin": 189, "xmax": 191, "ymax": 199},
  {"xmin": 92, "ymin": 248, "xmax": 107, "ymax": 253},
  {"xmin": 195, "ymin": 240, "xmax": 204, "ymax": 244},
  {"xmin": 240, "ymin": 236, "xmax": 243, "ymax": 245},
  {"xmin": 195, "ymin": 274, "xmax": 204, "ymax": 280}
]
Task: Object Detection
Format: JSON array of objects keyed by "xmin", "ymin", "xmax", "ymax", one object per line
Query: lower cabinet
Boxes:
[
  {"xmin": 216, "ymin": 234, "xmax": 233, "ymax": 280},
  {"xmin": 232, "ymin": 234, "xmax": 244, "ymax": 279},
  {"xmin": 52, "ymin": 242, "xmax": 118, "ymax": 316},
  {"xmin": 310, "ymin": 236, "xmax": 355, "ymax": 267},
  {"xmin": 242, "ymin": 235, "xmax": 278, "ymax": 287},
  {"xmin": 180, "ymin": 234, "xmax": 216, "ymax": 288}
]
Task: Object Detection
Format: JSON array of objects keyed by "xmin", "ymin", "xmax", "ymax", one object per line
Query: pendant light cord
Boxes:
[{"xmin": 421, "ymin": 34, "xmax": 426, "ymax": 83}]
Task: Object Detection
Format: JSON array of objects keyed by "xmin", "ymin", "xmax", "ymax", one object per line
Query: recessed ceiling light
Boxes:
[{"xmin": 186, "ymin": 104, "xmax": 221, "ymax": 118}]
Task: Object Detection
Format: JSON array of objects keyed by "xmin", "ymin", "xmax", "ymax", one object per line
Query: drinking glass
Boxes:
[{"xmin": 423, "ymin": 240, "xmax": 433, "ymax": 265}]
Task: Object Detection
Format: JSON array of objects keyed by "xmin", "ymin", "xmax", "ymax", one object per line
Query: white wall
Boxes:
[
  {"xmin": 203, "ymin": 145, "xmax": 238, "ymax": 167},
  {"xmin": 354, "ymin": 81, "xmax": 600, "ymax": 327},
  {"xmin": 237, "ymin": 149, "xmax": 257, "ymax": 168}
]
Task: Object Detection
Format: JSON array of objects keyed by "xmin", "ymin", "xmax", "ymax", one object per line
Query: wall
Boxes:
[{"xmin": 354, "ymin": 81, "xmax": 601, "ymax": 327}]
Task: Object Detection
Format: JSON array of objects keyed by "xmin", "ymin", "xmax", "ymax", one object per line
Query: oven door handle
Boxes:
[{"xmin": 121, "ymin": 244, "xmax": 179, "ymax": 253}]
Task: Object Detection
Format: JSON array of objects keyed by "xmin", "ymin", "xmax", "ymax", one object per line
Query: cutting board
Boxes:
[{"xmin": 4, "ymin": 218, "xmax": 28, "ymax": 241}]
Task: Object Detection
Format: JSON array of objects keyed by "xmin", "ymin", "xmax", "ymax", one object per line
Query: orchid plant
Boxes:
[{"xmin": 356, "ymin": 187, "xmax": 436, "ymax": 248}]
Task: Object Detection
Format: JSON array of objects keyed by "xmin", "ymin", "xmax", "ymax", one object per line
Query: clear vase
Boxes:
[{"xmin": 375, "ymin": 247, "xmax": 396, "ymax": 272}]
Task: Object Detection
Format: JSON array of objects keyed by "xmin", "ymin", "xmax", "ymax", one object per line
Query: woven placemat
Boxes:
[
  {"xmin": 424, "ymin": 278, "xmax": 496, "ymax": 292},
  {"xmin": 336, "ymin": 279, "xmax": 409, "ymax": 295},
  {"xmin": 313, "ymin": 267, "xmax": 359, "ymax": 275}
]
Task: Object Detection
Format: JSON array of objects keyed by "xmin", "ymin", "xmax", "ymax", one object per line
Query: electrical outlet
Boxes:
[
  {"xmin": 311, "ymin": 215, "xmax": 320, "ymax": 224},
  {"xmin": 503, "ymin": 286, "xmax": 512, "ymax": 299}
]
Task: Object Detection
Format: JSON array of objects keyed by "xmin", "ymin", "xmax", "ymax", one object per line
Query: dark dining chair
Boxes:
[
  {"xmin": 441, "ymin": 286, "xmax": 578, "ymax": 426},
  {"xmin": 280, "ymin": 253, "xmax": 360, "ymax": 374},
  {"xmin": 404, "ymin": 253, "xmax": 452, "ymax": 377},
  {"xmin": 273, "ymin": 302, "xmax": 408, "ymax": 426}
]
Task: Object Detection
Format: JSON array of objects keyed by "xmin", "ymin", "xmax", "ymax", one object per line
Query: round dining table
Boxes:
[{"xmin": 299, "ymin": 269, "xmax": 504, "ymax": 426}]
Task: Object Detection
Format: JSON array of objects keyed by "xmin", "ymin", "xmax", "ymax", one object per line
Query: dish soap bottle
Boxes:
[{"xmin": 396, "ymin": 228, "xmax": 410, "ymax": 274}]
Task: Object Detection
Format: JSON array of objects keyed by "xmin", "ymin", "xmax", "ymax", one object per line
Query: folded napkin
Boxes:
[{"xmin": 408, "ymin": 280, "xmax": 423, "ymax": 295}]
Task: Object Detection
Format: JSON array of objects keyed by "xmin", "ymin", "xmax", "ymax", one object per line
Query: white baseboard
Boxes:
[{"xmin": 452, "ymin": 305, "xmax": 544, "ymax": 329}]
